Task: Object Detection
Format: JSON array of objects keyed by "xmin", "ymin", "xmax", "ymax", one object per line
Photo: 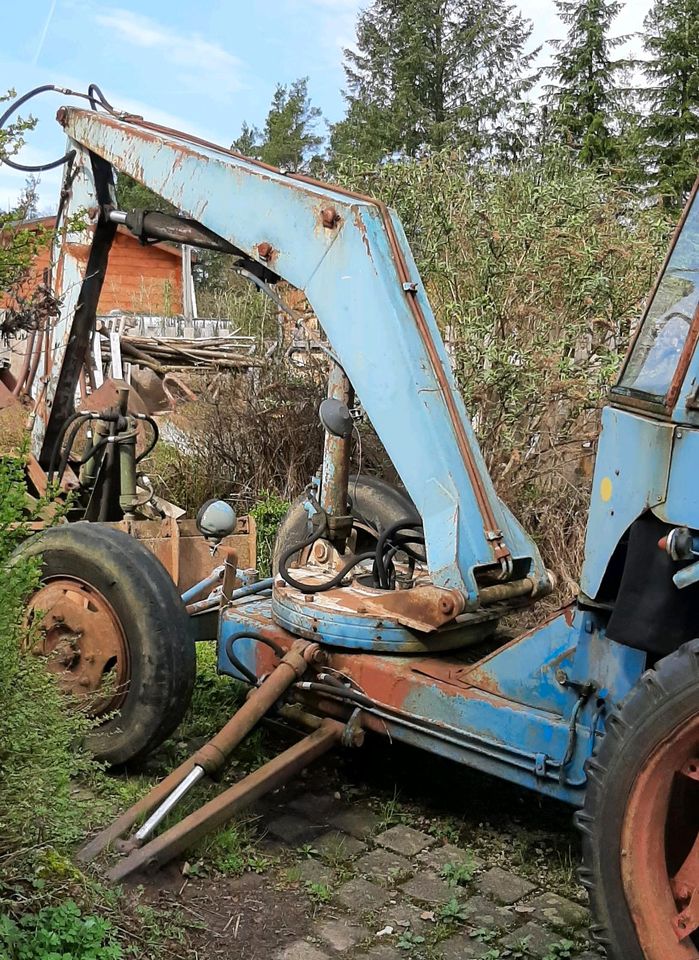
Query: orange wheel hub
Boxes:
[
  {"xmin": 622, "ymin": 715, "xmax": 699, "ymax": 959},
  {"xmin": 25, "ymin": 577, "xmax": 130, "ymax": 717}
]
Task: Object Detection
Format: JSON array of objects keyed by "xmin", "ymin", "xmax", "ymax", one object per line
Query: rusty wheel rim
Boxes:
[
  {"xmin": 25, "ymin": 577, "xmax": 130, "ymax": 717},
  {"xmin": 621, "ymin": 714, "xmax": 699, "ymax": 959}
]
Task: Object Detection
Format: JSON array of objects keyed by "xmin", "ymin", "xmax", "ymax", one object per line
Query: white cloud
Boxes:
[{"xmin": 93, "ymin": 7, "xmax": 245, "ymax": 95}]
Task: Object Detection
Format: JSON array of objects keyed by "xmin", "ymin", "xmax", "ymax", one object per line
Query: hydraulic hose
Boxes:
[
  {"xmin": 47, "ymin": 412, "xmax": 93, "ymax": 482},
  {"xmin": 225, "ymin": 632, "xmax": 285, "ymax": 686},
  {"xmin": 135, "ymin": 415, "xmax": 159, "ymax": 464},
  {"xmin": 0, "ymin": 83, "xmax": 118, "ymax": 174},
  {"xmin": 0, "ymin": 85, "xmax": 77, "ymax": 172}
]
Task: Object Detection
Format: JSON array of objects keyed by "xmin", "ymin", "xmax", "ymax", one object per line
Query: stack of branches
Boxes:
[{"xmin": 99, "ymin": 331, "xmax": 264, "ymax": 376}]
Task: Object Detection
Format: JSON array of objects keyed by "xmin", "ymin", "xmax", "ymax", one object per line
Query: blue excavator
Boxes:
[{"xmin": 4, "ymin": 84, "xmax": 699, "ymax": 960}]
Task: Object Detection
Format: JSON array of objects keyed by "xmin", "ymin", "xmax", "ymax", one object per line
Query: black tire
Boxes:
[
  {"xmin": 577, "ymin": 638, "xmax": 699, "ymax": 959},
  {"xmin": 16, "ymin": 522, "xmax": 196, "ymax": 766},
  {"xmin": 271, "ymin": 474, "xmax": 423, "ymax": 573}
]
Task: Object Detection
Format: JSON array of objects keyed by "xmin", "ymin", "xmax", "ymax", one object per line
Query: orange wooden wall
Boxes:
[{"xmin": 5, "ymin": 221, "xmax": 183, "ymax": 316}]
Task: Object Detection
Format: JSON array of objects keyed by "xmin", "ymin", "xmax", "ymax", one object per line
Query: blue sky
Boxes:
[{"xmin": 0, "ymin": 0, "xmax": 652, "ymax": 211}]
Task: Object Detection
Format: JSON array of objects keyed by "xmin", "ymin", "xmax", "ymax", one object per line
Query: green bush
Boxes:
[
  {"xmin": 251, "ymin": 491, "xmax": 291, "ymax": 576},
  {"xmin": 335, "ymin": 150, "xmax": 673, "ymax": 593},
  {"xmin": 0, "ymin": 458, "xmax": 98, "ymax": 856}
]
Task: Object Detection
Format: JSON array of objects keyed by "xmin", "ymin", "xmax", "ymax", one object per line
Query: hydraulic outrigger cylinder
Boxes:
[{"xmin": 78, "ymin": 640, "xmax": 348, "ymax": 881}]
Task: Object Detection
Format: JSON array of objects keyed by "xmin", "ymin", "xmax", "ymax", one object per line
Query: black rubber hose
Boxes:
[
  {"xmin": 47, "ymin": 411, "xmax": 87, "ymax": 480},
  {"xmin": 48, "ymin": 413, "xmax": 94, "ymax": 483},
  {"xmin": 225, "ymin": 632, "xmax": 284, "ymax": 686},
  {"xmin": 135, "ymin": 416, "xmax": 159, "ymax": 464},
  {"xmin": 76, "ymin": 434, "xmax": 110, "ymax": 466},
  {"xmin": 87, "ymin": 83, "xmax": 115, "ymax": 113},
  {"xmin": 375, "ymin": 518, "xmax": 423, "ymax": 589},
  {"xmin": 281, "ymin": 548, "xmax": 377, "ymax": 595},
  {"xmin": 0, "ymin": 85, "xmax": 76, "ymax": 172}
]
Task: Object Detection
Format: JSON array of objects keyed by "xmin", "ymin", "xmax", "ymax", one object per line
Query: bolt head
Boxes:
[
  {"xmin": 321, "ymin": 207, "xmax": 339, "ymax": 229},
  {"xmin": 257, "ymin": 242, "xmax": 273, "ymax": 261}
]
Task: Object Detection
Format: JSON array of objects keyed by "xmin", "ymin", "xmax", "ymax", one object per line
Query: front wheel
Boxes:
[
  {"xmin": 16, "ymin": 522, "xmax": 196, "ymax": 766},
  {"xmin": 578, "ymin": 639, "xmax": 699, "ymax": 960}
]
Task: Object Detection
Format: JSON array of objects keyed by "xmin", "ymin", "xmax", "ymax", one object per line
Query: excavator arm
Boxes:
[{"xmin": 38, "ymin": 104, "xmax": 548, "ymax": 605}]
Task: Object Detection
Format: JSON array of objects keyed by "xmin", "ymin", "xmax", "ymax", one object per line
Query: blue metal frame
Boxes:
[
  {"xmin": 57, "ymin": 107, "xmax": 549, "ymax": 606},
  {"xmin": 218, "ymin": 599, "xmax": 647, "ymax": 805}
]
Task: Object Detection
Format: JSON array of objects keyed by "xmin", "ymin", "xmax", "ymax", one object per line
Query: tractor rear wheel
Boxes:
[
  {"xmin": 16, "ymin": 522, "xmax": 196, "ymax": 766},
  {"xmin": 578, "ymin": 639, "xmax": 699, "ymax": 960},
  {"xmin": 272, "ymin": 474, "xmax": 423, "ymax": 572}
]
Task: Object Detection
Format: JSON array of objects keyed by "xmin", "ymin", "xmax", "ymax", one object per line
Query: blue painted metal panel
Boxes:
[
  {"xmin": 654, "ymin": 425, "xmax": 699, "ymax": 530},
  {"xmin": 218, "ymin": 598, "xmax": 646, "ymax": 806},
  {"xmin": 60, "ymin": 108, "xmax": 548, "ymax": 605},
  {"xmin": 580, "ymin": 406, "xmax": 674, "ymax": 597}
]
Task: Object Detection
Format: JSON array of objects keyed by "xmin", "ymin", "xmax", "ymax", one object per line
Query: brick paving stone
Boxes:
[
  {"xmin": 401, "ymin": 871, "xmax": 456, "ymax": 905},
  {"xmin": 377, "ymin": 902, "xmax": 433, "ymax": 934},
  {"xmin": 524, "ymin": 892, "xmax": 590, "ymax": 930},
  {"xmin": 314, "ymin": 830, "xmax": 367, "ymax": 862},
  {"xmin": 276, "ymin": 941, "xmax": 330, "ymax": 960},
  {"xmin": 331, "ymin": 806, "xmax": 380, "ymax": 839},
  {"xmin": 476, "ymin": 866, "xmax": 537, "ymax": 904},
  {"xmin": 362, "ymin": 947, "xmax": 403, "ymax": 960},
  {"xmin": 460, "ymin": 894, "xmax": 517, "ymax": 932},
  {"xmin": 293, "ymin": 859, "xmax": 334, "ymax": 886},
  {"xmin": 500, "ymin": 921, "xmax": 565, "ymax": 958},
  {"xmin": 439, "ymin": 933, "xmax": 495, "ymax": 959},
  {"xmin": 418, "ymin": 843, "xmax": 484, "ymax": 875},
  {"xmin": 375, "ymin": 825, "xmax": 436, "ymax": 857},
  {"xmin": 288, "ymin": 792, "xmax": 338, "ymax": 820},
  {"xmin": 317, "ymin": 919, "xmax": 371, "ymax": 952},
  {"xmin": 266, "ymin": 814, "xmax": 321, "ymax": 845},
  {"xmin": 355, "ymin": 848, "xmax": 414, "ymax": 885},
  {"xmin": 335, "ymin": 877, "xmax": 392, "ymax": 913}
]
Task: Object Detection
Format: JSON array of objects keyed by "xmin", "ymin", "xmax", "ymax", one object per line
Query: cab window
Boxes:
[{"xmin": 620, "ymin": 192, "xmax": 699, "ymax": 400}]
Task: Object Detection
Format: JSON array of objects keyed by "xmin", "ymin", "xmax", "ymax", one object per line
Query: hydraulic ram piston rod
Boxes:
[{"xmin": 78, "ymin": 639, "xmax": 317, "ymax": 863}]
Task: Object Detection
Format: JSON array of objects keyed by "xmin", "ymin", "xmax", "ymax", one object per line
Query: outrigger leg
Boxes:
[{"xmin": 78, "ymin": 640, "xmax": 348, "ymax": 881}]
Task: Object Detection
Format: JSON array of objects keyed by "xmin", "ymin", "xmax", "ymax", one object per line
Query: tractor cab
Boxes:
[
  {"xmin": 613, "ymin": 181, "xmax": 699, "ymax": 423},
  {"xmin": 581, "ymin": 181, "xmax": 699, "ymax": 659}
]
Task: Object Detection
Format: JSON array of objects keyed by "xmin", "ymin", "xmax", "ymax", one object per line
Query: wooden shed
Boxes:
[{"xmin": 2, "ymin": 216, "xmax": 185, "ymax": 316}]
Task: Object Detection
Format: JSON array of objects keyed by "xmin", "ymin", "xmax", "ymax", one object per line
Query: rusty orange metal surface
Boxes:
[
  {"xmin": 107, "ymin": 515, "xmax": 256, "ymax": 593},
  {"xmin": 79, "ymin": 638, "xmax": 329, "ymax": 877},
  {"xmin": 106, "ymin": 719, "xmax": 343, "ymax": 881},
  {"xmin": 26, "ymin": 576, "xmax": 130, "ymax": 715},
  {"xmin": 620, "ymin": 713, "xmax": 699, "ymax": 958}
]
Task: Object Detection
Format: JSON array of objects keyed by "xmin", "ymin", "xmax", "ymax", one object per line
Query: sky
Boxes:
[{"xmin": 0, "ymin": 0, "xmax": 653, "ymax": 211}]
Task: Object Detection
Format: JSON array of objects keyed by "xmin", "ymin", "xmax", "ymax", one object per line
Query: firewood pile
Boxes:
[{"xmin": 99, "ymin": 331, "xmax": 264, "ymax": 375}]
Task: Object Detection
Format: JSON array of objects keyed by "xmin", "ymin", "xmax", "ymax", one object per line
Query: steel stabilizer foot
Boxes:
[
  {"xmin": 107, "ymin": 719, "xmax": 343, "ymax": 882},
  {"xmin": 77, "ymin": 640, "xmax": 325, "ymax": 868}
]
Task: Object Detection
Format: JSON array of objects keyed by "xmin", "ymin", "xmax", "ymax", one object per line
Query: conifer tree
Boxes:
[
  {"xmin": 232, "ymin": 77, "xmax": 323, "ymax": 171},
  {"xmin": 330, "ymin": 0, "xmax": 537, "ymax": 163},
  {"xmin": 642, "ymin": 0, "xmax": 699, "ymax": 207},
  {"xmin": 547, "ymin": 0, "xmax": 624, "ymax": 165}
]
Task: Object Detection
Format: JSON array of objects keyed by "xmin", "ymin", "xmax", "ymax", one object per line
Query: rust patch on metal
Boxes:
[
  {"xmin": 257, "ymin": 241, "xmax": 274, "ymax": 262},
  {"xmin": 321, "ymin": 207, "xmax": 340, "ymax": 229},
  {"xmin": 25, "ymin": 577, "xmax": 130, "ymax": 716},
  {"xmin": 620, "ymin": 713, "xmax": 699, "ymax": 958},
  {"xmin": 358, "ymin": 585, "xmax": 465, "ymax": 633}
]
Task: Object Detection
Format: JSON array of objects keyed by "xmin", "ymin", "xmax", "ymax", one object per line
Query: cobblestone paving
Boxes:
[{"xmin": 248, "ymin": 771, "xmax": 600, "ymax": 960}]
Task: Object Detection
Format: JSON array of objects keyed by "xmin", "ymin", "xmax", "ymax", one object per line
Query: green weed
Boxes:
[{"xmin": 0, "ymin": 900, "xmax": 122, "ymax": 960}]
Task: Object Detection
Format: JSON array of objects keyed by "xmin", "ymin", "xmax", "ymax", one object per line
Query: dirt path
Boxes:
[{"xmin": 124, "ymin": 737, "xmax": 601, "ymax": 960}]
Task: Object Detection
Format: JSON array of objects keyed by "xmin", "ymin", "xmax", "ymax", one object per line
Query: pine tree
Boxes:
[
  {"xmin": 330, "ymin": 0, "xmax": 538, "ymax": 163},
  {"xmin": 546, "ymin": 0, "xmax": 624, "ymax": 165},
  {"xmin": 232, "ymin": 77, "xmax": 323, "ymax": 171},
  {"xmin": 642, "ymin": 0, "xmax": 699, "ymax": 207}
]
